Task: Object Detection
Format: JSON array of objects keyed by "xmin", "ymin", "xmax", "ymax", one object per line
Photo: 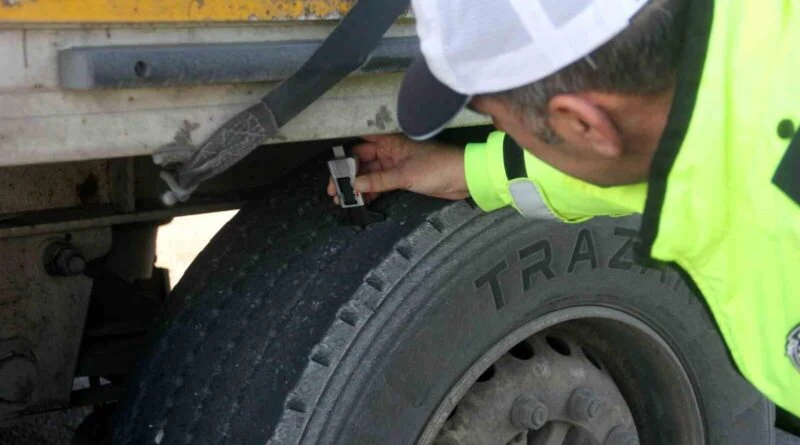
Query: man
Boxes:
[{"xmin": 327, "ymin": 0, "xmax": 800, "ymax": 417}]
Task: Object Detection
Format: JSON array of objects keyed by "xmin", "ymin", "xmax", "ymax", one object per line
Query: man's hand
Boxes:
[{"xmin": 327, "ymin": 134, "xmax": 469, "ymax": 204}]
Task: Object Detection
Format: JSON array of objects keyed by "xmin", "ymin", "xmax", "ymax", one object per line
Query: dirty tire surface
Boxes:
[{"xmin": 113, "ymin": 165, "xmax": 773, "ymax": 445}]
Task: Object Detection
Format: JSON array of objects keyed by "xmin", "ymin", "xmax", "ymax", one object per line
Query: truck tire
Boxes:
[{"xmin": 113, "ymin": 168, "xmax": 773, "ymax": 445}]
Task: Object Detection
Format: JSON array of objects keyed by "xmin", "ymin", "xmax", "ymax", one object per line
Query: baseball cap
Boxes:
[{"xmin": 398, "ymin": 0, "xmax": 648, "ymax": 140}]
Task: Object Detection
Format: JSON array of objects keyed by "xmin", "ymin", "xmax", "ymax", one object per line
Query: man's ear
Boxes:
[{"xmin": 548, "ymin": 94, "xmax": 623, "ymax": 158}]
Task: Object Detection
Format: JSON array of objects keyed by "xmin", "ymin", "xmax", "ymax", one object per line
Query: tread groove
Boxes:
[
  {"xmin": 287, "ymin": 398, "xmax": 307, "ymax": 413},
  {"xmin": 214, "ymin": 231, "xmax": 359, "ymax": 444},
  {"xmin": 310, "ymin": 347, "xmax": 332, "ymax": 367},
  {"xmin": 365, "ymin": 274, "xmax": 385, "ymax": 292},
  {"xmin": 428, "ymin": 216, "xmax": 446, "ymax": 233},
  {"xmin": 151, "ymin": 297, "xmax": 234, "ymax": 441},
  {"xmin": 337, "ymin": 306, "xmax": 359, "ymax": 327},
  {"xmin": 394, "ymin": 241, "xmax": 413, "ymax": 261},
  {"xmin": 179, "ymin": 308, "xmax": 255, "ymax": 441}
]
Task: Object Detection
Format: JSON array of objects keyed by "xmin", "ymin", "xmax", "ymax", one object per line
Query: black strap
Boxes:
[
  {"xmin": 262, "ymin": 0, "xmax": 411, "ymax": 127},
  {"xmin": 774, "ymin": 131, "xmax": 800, "ymax": 206},
  {"xmin": 638, "ymin": 0, "xmax": 711, "ymax": 259},
  {"xmin": 503, "ymin": 136, "xmax": 528, "ymax": 180}
]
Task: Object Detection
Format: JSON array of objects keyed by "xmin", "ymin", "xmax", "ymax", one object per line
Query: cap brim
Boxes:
[{"xmin": 398, "ymin": 57, "xmax": 470, "ymax": 141}]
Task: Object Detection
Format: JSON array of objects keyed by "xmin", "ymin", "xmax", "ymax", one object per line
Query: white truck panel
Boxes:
[{"xmin": 0, "ymin": 24, "xmax": 488, "ymax": 167}]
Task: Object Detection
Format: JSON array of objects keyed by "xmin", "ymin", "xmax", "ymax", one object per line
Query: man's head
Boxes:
[{"xmin": 398, "ymin": 0, "xmax": 687, "ymax": 186}]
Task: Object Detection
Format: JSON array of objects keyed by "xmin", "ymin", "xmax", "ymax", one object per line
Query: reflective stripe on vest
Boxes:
[{"xmin": 504, "ymin": 136, "xmax": 555, "ymax": 220}]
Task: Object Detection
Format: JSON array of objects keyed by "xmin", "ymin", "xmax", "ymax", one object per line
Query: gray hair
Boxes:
[{"xmin": 486, "ymin": 0, "xmax": 687, "ymax": 144}]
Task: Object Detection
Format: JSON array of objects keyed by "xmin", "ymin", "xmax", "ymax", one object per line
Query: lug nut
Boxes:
[
  {"xmin": 511, "ymin": 395, "xmax": 549, "ymax": 430},
  {"xmin": 44, "ymin": 242, "xmax": 86, "ymax": 276},
  {"xmin": 568, "ymin": 388, "xmax": 604, "ymax": 421}
]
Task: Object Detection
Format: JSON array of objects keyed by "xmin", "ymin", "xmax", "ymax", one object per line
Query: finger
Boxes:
[
  {"xmin": 351, "ymin": 142, "xmax": 379, "ymax": 162},
  {"xmin": 360, "ymin": 160, "xmax": 383, "ymax": 174},
  {"xmin": 327, "ymin": 178, "xmax": 336, "ymax": 197},
  {"xmin": 354, "ymin": 169, "xmax": 405, "ymax": 194},
  {"xmin": 356, "ymin": 191, "xmax": 379, "ymax": 205},
  {"xmin": 333, "ymin": 195, "xmax": 340, "ymax": 206}
]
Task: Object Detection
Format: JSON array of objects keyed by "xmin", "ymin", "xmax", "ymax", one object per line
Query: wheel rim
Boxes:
[{"xmin": 419, "ymin": 306, "xmax": 705, "ymax": 445}]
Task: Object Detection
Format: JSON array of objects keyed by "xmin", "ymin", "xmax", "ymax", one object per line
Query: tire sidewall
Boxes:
[{"xmin": 310, "ymin": 211, "xmax": 770, "ymax": 445}]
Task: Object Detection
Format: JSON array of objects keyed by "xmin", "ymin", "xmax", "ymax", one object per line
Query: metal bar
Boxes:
[
  {"xmin": 59, "ymin": 36, "xmax": 420, "ymax": 90},
  {"xmin": 0, "ymin": 0, "xmax": 355, "ymax": 24},
  {"xmin": 0, "ymin": 201, "xmax": 242, "ymax": 239}
]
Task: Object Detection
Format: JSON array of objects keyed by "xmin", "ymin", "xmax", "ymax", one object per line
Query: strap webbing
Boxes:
[{"xmin": 503, "ymin": 136, "xmax": 527, "ymax": 180}]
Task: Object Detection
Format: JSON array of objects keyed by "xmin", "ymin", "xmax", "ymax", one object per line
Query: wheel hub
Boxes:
[{"xmin": 434, "ymin": 331, "xmax": 638, "ymax": 445}]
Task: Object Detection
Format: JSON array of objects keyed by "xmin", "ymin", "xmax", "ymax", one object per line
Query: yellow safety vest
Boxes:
[{"xmin": 464, "ymin": 0, "xmax": 800, "ymax": 416}]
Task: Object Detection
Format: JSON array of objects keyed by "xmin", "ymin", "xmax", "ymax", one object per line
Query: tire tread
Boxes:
[{"xmin": 115, "ymin": 163, "xmax": 480, "ymax": 445}]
